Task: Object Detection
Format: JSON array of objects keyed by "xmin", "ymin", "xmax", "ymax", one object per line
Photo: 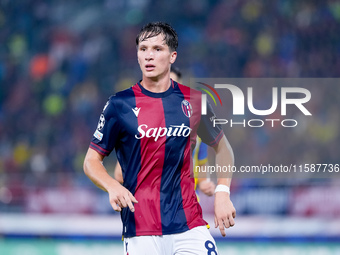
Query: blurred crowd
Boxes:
[{"xmin": 0, "ymin": 0, "xmax": 339, "ymax": 214}]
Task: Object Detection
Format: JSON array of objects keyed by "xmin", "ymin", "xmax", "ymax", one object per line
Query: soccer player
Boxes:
[
  {"xmin": 83, "ymin": 22, "xmax": 235, "ymax": 255},
  {"xmin": 114, "ymin": 66, "xmax": 216, "ymax": 197}
]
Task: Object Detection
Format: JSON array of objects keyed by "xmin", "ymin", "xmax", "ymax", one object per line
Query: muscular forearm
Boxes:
[
  {"xmin": 215, "ymin": 135, "xmax": 234, "ymax": 186},
  {"xmin": 83, "ymin": 148, "xmax": 120, "ymax": 193}
]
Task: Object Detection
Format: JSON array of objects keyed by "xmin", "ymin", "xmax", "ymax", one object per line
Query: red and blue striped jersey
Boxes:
[{"xmin": 89, "ymin": 80, "xmax": 223, "ymax": 238}]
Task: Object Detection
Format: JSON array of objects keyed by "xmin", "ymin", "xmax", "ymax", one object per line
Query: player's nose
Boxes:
[{"xmin": 145, "ymin": 50, "xmax": 154, "ymax": 60}]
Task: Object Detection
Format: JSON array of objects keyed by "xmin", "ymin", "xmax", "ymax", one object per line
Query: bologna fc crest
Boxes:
[{"xmin": 181, "ymin": 100, "xmax": 193, "ymax": 118}]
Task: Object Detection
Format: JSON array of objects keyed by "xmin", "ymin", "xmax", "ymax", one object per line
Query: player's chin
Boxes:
[
  {"xmin": 144, "ymin": 72, "xmax": 159, "ymax": 79},
  {"xmin": 144, "ymin": 72, "xmax": 155, "ymax": 77}
]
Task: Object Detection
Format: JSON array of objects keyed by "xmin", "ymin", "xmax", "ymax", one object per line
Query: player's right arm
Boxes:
[{"xmin": 83, "ymin": 148, "xmax": 138, "ymax": 212}]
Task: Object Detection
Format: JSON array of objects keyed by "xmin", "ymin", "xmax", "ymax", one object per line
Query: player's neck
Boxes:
[{"xmin": 141, "ymin": 75, "xmax": 171, "ymax": 93}]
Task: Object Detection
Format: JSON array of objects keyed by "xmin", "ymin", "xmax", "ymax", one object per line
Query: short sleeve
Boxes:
[
  {"xmin": 89, "ymin": 96, "xmax": 120, "ymax": 156},
  {"xmin": 197, "ymin": 101, "xmax": 223, "ymax": 147}
]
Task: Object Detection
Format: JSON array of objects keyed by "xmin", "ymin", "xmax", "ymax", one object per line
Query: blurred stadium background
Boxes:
[{"xmin": 1, "ymin": 0, "xmax": 340, "ymax": 254}]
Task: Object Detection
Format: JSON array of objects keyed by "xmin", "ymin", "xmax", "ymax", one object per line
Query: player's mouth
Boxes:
[{"xmin": 145, "ymin": 64, "xmax": 155, "ymax": 71}]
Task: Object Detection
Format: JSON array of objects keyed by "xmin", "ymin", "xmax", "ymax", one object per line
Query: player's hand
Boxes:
[
  {"xmin": 198, "ymin": 180, "xmax": 216, "ymax": 196},
  {"xmin": 107, "ymin": 183, "xmax": 138, "ymax": 212},
  {"xmin": 214, "ymin": 192, "xmax": 236, "ymax": 237}
]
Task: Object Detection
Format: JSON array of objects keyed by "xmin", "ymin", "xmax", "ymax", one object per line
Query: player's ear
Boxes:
[{"xmin": 170, "ymin": 51, "xmax": 177, "ymax": 64}]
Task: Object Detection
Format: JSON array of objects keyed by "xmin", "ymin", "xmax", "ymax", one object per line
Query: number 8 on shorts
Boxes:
[{"xmin": 205, "ymin": 240, "xmax": 218, "ymax": 255}]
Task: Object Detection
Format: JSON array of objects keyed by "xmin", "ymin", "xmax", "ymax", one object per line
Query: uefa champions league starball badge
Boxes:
[{"xmin": 97, "ymin": 114, "xmax": 105, "ymax": 130}]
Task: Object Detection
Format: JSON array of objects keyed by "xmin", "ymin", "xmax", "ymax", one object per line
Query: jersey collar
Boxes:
[{"xmin": 137, "ymin": 80, "xmax": 175, "ymax": 98}]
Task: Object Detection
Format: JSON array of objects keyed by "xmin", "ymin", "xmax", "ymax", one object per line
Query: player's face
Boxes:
[{"xmin": 137, "ymin": 33, "xmax": 177, "ymax": 80}]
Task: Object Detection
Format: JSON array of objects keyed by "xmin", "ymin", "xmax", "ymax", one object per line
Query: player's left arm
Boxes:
[
  {"xmin": 114, "ymin": 161, "xmax": 124, "ymax": 184},
  {"xmin": 212, "ymin": 134, "xmax": 236, "ymax": 237}
]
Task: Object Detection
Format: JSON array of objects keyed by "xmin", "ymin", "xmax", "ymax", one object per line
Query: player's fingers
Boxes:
[
  {"xmin": 218, "ymin": 220, "xmax": 226, "ymax": 237},
  {"xmin": 124, "ymin": 195, "xmax": 135, "ymax": 212},
  {"xmin": 119, "ymin": 197, "xmax": 128, "ymax": 208},
  {"xmin": 111, "ymin": 201, "xmax": 122, "ymax": 212},
  {"xmin": 214, "ymin": 216, "xmax": 218, "ymax": 228},
  {"xmin": 126, "ymin": 201, "xmax": 135, "ymax": 212},
  {"xmin": 229, "ymin": 216, "xmax": 235, "ymax": 227},
  {"xmin": 232, "ymin": 210, "xmax": 236, "ymax": 218},
  {"xmin": 110, "ymin": 196, "xmax": 122, "ymax": 212},
  {"xmin": 223, "ymin": 218, "xmax": 230, "ymax": 228},
  {"xmin": 129, "ymin": 193, "xmax": 138, "ymax": 204}
]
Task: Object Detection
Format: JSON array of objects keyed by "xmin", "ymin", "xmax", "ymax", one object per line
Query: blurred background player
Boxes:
[{"xmin": 114, "ymin": 66, "xmax": 216, "ymax": 197}]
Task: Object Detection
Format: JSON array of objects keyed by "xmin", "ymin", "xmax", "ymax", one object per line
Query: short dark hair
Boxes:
[
  {"xmin": 136, "ymin": 22, "xmax": 178, "ymax": 52},
  {"xmin": 170, "ymin": 66, "xmax": 182, "ymax": 80}
]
